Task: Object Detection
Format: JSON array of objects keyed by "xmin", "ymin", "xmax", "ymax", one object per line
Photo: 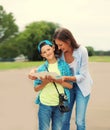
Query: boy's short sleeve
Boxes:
[{"xmin": 34, "ymin": 79, "xmax": 42, "ymax": 87}]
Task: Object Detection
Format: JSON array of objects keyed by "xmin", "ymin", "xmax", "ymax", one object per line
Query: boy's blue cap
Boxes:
[{"xmin": 37, "ymin": 40, "xmax": 53, "ymax": 53}]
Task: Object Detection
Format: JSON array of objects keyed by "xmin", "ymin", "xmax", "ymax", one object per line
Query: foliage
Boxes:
[
  {"xmin": 0, "ymin": 37, "xmax": 19, "ymax": 58},
  {"xmin": 23, "ymin": 21, "xmax": 58, "ymax": 61},
  {"xmin": 86, "ymin": 46, "xmax": 95, "ymax": 56},
  {"xmin": 86, "ymin": 46, "xmax": 110, "ymax": 57},
  {"xmin": 0, "ymin": 18, "xmax": 59, "ymax": 60},
  {"xmin": 95, "ymin": 50, "xmax": 110, "ymax": 56},
  {"xmin": 0, "ymin": 5, "xmax": 18, "ymax": 43},
  {"xmin": 0, "ymin": 5, "xmax": 110, "ymax": 61}
]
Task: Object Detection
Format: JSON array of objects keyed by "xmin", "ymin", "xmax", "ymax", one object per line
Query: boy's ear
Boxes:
[
  {"xmin": 52, "ymin": 45, "xmax": 55, "ymax": 51},
  {"xmin": 41, "ymin": 53, "xmax": 44, "ymax": 58}
]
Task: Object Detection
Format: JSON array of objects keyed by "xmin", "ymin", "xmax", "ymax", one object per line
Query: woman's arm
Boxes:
[
  {"xmin": 62, "ymin": 76, "xmax": 76, "ymax": 82},
  {"xmin": 63, "ymin": 46, "xmax": 89, "ymax": 83},
  {"xmin": 53, "ymin": 78, "xmax": 72, "ymax": 89},
  {"xmin": 60, "ymin": 81, "xmax": 73, "ymax": 89}
]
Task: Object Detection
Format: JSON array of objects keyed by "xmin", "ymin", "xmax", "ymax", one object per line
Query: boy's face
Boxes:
[{"xmin": 41, "ymin": 45, "xmax": 55, "ymax": 60}]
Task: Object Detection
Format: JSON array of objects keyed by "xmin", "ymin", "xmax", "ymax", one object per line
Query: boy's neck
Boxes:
[{"xmin": 48, "ymin": 57, "xmax": 57, "ymax": 64}]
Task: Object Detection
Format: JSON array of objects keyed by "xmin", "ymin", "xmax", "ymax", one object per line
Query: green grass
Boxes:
[
  {"xmin": 89, "ymin": 56, "xmax": 110, "ymax": 62},
  {"xmin": 0, "ymin": 61, "xmax": 43, "ymax": 70},
  {"xmin": 0, "ymin": 56, "xmax": 110, "ymax": 70}
]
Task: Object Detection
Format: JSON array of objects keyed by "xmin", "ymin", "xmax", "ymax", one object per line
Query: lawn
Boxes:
[
  {"xmin": 89, "ymin": 56, "xmax": 110, "ymax": 62},
  {"xmin": 0, "ymin": 61, "xmax": 44, "ymax": 70},
  {"xmin": 0, "ymin": 56, "xmax": 110, "ymax": 70}
]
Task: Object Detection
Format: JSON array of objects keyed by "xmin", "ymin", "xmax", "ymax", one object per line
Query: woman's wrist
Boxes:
[
  {"xmin": 70, "ymin": 76, "xmax": 76, "ymax": 82},
  {"xmin": 63, "ymin": 76, "xmax": 76, "ymax": 82}
]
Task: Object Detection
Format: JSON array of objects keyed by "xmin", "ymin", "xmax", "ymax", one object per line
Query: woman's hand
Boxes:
[{"xmin": 62, "ymin": 76, "xmax": 76, "ymax": 82}]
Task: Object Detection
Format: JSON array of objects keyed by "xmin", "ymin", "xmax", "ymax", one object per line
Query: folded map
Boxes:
[{"xmin": 32, "ymin": 71, "xmax": 62, "ymax": 79}]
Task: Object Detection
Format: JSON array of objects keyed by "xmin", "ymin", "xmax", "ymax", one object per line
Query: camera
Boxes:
[
  {"xmin": 58, "ymin": 93, "xmax": 70, "ymax": 113},
  {"xmin": 59, "ymin": 93, "xmax": 68, "ymax": 103}
]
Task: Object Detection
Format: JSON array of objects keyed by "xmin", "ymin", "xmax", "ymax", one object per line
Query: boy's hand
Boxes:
[{"xmin": 28, "ymin": 74, "xmax": 37, "ymax": 80}]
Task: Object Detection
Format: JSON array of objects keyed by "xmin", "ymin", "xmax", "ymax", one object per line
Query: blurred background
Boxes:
[{"xmin": 0, "ymin": 0, "xmax": 110, "ymax": 62}]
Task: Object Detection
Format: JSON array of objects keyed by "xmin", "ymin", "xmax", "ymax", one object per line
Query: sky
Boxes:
[{"xmin": 1, "ymin": 0, "xmax": 110, "ymax": 51}]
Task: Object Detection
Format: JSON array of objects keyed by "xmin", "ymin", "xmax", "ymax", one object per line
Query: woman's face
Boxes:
[
  {"xmin": 55, "ymin": 39, "xmax": 71, "ymax": 53},
  {"xmin": 41, "ymin": 45, "xmax": 55, "ymax": 60}
]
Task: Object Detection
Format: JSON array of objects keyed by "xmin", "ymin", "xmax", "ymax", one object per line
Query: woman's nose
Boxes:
[{"xmin": 58, "ymin": 46, "xmax": 61, "ymax": 50}]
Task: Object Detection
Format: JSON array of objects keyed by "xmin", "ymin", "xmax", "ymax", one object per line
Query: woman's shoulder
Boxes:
[
  {"xmin": 73, "ymin": 45, "xmax": 88, "ymax": 59},
  {"xmin": 74, "ymin": 45, "xmax": 87, "ymax": 54},
  {"xmin": 76, "ymin": 45, "xmax": 87, "ymax": 51}
]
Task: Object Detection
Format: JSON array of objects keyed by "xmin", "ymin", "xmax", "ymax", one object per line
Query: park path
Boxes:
[{"xmin": 0, "ymin": 62, "xmax": 110, "ymax": 130}]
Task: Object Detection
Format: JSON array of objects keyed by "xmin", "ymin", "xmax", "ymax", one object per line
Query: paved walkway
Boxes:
[{"xmin": 0, "ymin": 62, "xmax": 110, "ymax": 130}]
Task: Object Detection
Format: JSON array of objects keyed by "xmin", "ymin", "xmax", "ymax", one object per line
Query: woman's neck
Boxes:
[
  {"xmin": 64, "ymin": 48, "xmax": 74, "ymax": 63},
  {"xmin": 67, "ymin": 47, "xmax": 74, "ymax": 53}
]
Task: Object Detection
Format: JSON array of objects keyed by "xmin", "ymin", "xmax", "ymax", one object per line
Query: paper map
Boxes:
[{"xmin": 32, "ymin": 71, "xmax": 62, "ymax": 79}]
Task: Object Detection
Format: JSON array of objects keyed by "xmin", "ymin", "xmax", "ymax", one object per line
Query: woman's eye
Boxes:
[{"xmin": 59, "ymin": 44, "xmax": 62, "ymax": 47}]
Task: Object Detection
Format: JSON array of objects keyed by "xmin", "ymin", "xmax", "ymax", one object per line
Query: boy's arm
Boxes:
[
  {"xmin": 45, "ymin": 75, "xmax": 72, "ymax": 89},
  {"xmin": 34, "ymin": 77, "xmax": 50, "ymax": 92},
  {"xmin": 28, "ymin": 68, "xmax": 38, "ymax": 80}
]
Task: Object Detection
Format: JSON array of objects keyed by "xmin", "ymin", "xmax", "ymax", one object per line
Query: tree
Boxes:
[
  {"xmin": 0, "ymin": 20, "xmax": 59, "ymax": 60},
  {"xmin": 86, "ymin": 46, "xmax": 95, "ymax": 56},
  {"xmin": 0, "ymin": 5, "xmax": 18, "ymax": 43},
  {"xmin": 16, "ymin": 21, "xmax": 59, "ymax": 61},
  {"xmin": 0, "ymin": 37, "xmax": 19, "ymax": 59}
]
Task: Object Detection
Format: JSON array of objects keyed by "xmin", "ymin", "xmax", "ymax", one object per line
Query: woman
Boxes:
[
  {"xmin": 53, "ymin": 28, "xmax": 93, "ymax": 130},
  {"xmin": 29, "ymin": 40, "xmax": 72, "ymax": 130}
]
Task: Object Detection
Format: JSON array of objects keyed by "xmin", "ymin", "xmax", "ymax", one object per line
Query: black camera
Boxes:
[
  {"xmin": 59, "ymin": 93, "xmax": 68, "ymax": 103},
  {"xmin": 58, "ymin": 93, "xmax": 70, "ymax": 113}
]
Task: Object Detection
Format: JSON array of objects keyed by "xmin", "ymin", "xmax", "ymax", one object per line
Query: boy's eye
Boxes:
[
  {"xmin": 42, "ymin": 48, "xmax": 50, "ymax": 54},
  {"xmin": 47, "ymin": 48, "xmax": 50, "ymax": 51}
]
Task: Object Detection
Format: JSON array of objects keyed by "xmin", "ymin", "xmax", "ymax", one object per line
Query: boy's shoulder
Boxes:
[
  {"xmin": 58, "ymin": 58, "xmax": 66, "ymax": 63},
  {"xmin": 58, "ymin": 58, "xmax": 69, "ymax": 67},
  {"xmin": 37, "ymin": 62, "xmax": 47, "ymax": 72}
]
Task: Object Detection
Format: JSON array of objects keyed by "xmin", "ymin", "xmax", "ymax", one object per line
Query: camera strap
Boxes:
[
  {"xmin": 45, "ymin": 65, "xmax": 60, "ymax": 95},
  {"xmin": 45, "ymin": 65, "xmax": 70, "ymax": 113}
]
